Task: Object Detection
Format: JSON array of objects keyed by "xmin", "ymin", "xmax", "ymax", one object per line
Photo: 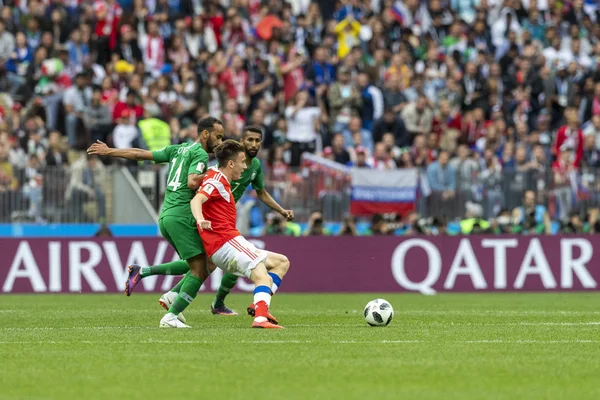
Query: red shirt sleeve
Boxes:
[{"xmin": 198, "ymin": 181, "xmax": 219, "ymax": 200}]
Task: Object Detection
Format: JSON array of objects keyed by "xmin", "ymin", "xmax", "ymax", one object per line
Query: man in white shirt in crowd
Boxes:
[
  {"xmin": 284, "ymin": 89, "xmax": 324, "ymax": 166},
  {"xmin": 63, "ymin": 72, "xmax": 93, "ymax": 148}
]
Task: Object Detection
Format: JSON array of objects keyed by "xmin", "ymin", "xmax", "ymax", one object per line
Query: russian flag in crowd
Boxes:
[
  {"xmin": 350, "ymin": 169, "xmax": 418, "ymax": 216},
  {"xmin": 389, "ymin": 4, "xmax": 405, "ymax": 26}
]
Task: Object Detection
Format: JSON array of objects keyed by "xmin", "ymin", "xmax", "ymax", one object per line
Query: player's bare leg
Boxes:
[
  {"xmin": 247, "ymin": 251, "xmax": 290, "ymax": 320},
  {"xmin": 249, "ymin": 263, "xmax": 284, "ymax": 329},
  {"xmin": 160, "ymin": 254, "xmax": 210, "ymax": 328}
]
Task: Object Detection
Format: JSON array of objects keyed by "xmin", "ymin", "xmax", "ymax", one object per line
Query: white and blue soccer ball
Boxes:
[{"xmin": 364, "ymin": 299, "xmax": 394, "ymax": 327}]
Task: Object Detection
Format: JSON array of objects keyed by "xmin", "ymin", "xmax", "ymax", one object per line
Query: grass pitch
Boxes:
[{"xmin": 0, "ymin": 293, "xmax": 599, "ymax": 400}]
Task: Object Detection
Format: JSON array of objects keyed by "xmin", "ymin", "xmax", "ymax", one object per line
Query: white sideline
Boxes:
[
  {"xmin": 2, "ymin": 321, "xmax": 600, "ymax": 331},
  {"xmin": 0, "ymin": 339, "xmax": 597, "ymax": 345}
]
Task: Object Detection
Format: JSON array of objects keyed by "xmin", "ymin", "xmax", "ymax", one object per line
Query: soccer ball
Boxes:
[{"xmin": 364, "ymin": 299, "xmax": 394, "ymax": 327}]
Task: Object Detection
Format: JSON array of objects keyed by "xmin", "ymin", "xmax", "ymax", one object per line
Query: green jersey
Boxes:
[
  {"xmin": 152, "ymin": 142, "xmax": 209, "ymax": 218},
  {"xmin": 231, "ymin": 157, "xmax": 264, "ymax": 202}
]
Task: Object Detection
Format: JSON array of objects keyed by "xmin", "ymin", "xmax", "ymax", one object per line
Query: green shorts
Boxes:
[{"xmin": 158, "ymin": 215, "xmax": 205, "ymax": 260}]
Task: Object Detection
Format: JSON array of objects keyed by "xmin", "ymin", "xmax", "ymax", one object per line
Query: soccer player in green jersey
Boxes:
[
  {"xmin": 164, "ymin": 125, "xmax": 295, "ymax": 317},
  {"xmin": 86, "ymin": 117, "xmax": 224, "ymax": 328}
]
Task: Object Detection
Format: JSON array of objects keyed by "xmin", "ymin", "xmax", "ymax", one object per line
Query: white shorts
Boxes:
[{"xmin": 211, "ymin": 236, "xmax": 267, "ymax": 279}]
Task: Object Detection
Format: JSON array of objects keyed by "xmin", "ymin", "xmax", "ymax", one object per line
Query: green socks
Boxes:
[
  {"xmin": 169, "ymin": 271, "xmax": 239, "ymax": 309},
  {"xmin": 140, "ymin": 260, "xmax": 190, "ymax": 278},
  {"xmin": 170, "ymin": 271, "xmax": 191, "ymax": 293},
  {"xmin": 168, "ymin": 274, "xmax": 202, "ymax": 315},
  {"xmin": 212, "ymin": 273, "xmax": 240, "ymax": 308}
]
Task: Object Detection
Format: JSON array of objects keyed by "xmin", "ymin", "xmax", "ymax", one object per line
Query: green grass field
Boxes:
[{"xmin": 1, "ymin": 293, "xmax": 599, "ymax": 400}]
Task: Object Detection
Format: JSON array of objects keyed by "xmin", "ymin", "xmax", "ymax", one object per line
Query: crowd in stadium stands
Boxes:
[{"xmin": 0, "ymin": 0, "xmax": 600, "ymax": 232}]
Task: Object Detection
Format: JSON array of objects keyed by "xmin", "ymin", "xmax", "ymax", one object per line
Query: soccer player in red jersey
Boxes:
[{"xmin": 191, "ymin": 140, "xmax": 290, "ymax": 329}]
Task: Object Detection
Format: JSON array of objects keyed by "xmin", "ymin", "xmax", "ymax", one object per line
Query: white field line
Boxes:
[
  {"xmin": 2, "ymin": 321, "xmax": 600, "ymax": 331},
  {"xmin": 6, "ymin": 309, "xmax": 600, "ymax": 318},
  {"xmin": 0, "ymin": 339, "xmax": 598, "ymax": 345},
  {"xmin": 9, "ymin": 309, "xmax": 600, "ymax": 315}
]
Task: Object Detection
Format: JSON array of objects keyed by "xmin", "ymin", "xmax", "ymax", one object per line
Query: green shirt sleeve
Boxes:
[
  {"xmin": 251, "ymin": 160, "xmax": 264, "ymax": 191},
  {"xmin": 152, "ymin": 145, "xmax": 174, "ymax": 164},
  {"xmin": 188, "ymin": 148, "xmax": 208, "ymax": 176}
]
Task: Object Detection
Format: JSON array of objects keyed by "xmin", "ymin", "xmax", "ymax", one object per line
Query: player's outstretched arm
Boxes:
[
  {"xmin": 256, "ymin": 188, "xmax": 294, "ymax": 221},
  {"xmin": 87, "ymin": 140, "xmax": 154, "ymax": 161},
  {"xmin": 191, "ymin": 193, "xmax": 211, "ymax": 231}
]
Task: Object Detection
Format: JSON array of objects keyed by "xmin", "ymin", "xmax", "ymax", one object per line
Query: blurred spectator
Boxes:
[
  {"xmin": 184, "ymin": 17, "xmax": 218, "ymax": 57},
  {"xmin": 117, "ymin": 25, "xmax": 142, "ymax": 65},
  {"xmin": 285, "ymin": 90, "xmax": 322, "ymax": 166},
  {"xmin": 562, "ymin": 211, "xmax": 587, "ymax": 234},
  {"xmin": 401, "ymin": 94, "xmax": 434, "ymax": 140},
  {"xmin": 479, "ymin": 148, "xmax": 504, "ymax": 218},
  {"xmin": 66, "ymin": 28, "xmax": 90, "ymax": 71},
  {"xmin": 138, "ymin": 117, "xmax": 170, "ymax": 152},
  {"xmin": 583, "ymin": 115, "xmax": 600, "ymax": 149},
  {"xmin": 84, "ymin": 86, "xmax": 113, "ymax": 143},
  {"xmin": 554, "ymin": 107, "xmax": 584, "ymax": 168},
  {"xmin": 334, "ymin": 14, "xmax": 360, "ymax": 59},
  {"xmin": 450, "ymin": 144, "xmax": 479, "ymax": 203},
  {"xmin": 304, "ymin": 211, "xmax": 329, "ymax": 236},
  {"xmin": 461, "ymin": 62, "xmax": 488, "ymax": 111},
  {"xmin": 372, "ymin": 107, "xmax": 408, "ymax": 147},
  {"xmin": 583, "ymin": 135, "xmax": 600, "ymax": 168},
  {"xmin": 328, "ymin": 133, "xmax": 350, "ymax": 165},
  {"xmin": 512, "ymin": 190, "xmax": 552, "ymax": 235},
  {"xmin": 343, "ymin": 116, "xmax": 373, "ymax": 153},
  {"xmin": 328, "ymin": 66, "xmax": 361, "ymax": 133},
  {"xmin": 248, "ymin": 59, "xmax": 277, "ymax": 116},
  {"xmin": 545, "ymin": 64, "xmax": 576, "ymax": 127},
  {"xmin": 493, "ymin": 209, "xmax": 516, "ymax": 235},
  {"xmin": 460, "ymin": 202, "xmax": 490, "ymax": 235},
  {"xmin": 338, "ymin": 215, "xmax": 358, "ymax": 236},
  {"xmin": 113, "ymin": 89, "xmax": 143, "ymax": 123},
  {"xmin": 6, "ymin": 31, "xmax": 31, "ymax": 99},
  {"xmin": 552, "ymin": 147, "xmax": 577, "ymax": 221},
  {"xmin": 219, "ymin": 54, "xmax": 249, "ymax": 110},
  {"xmin": 281, "ymin": 48, "xmax": 307, "ymax": 104},
  {"xmin": 0, "ymin": 19, "xmax": 15, "ymax": 65},
  {"xmin": 93, "ymin": 0, "xmax": 122, "ymax": 66},
  {"xmin": 66, "ymin": 155, "xmax": 106, "ymax": 223},
  {"xmin": 63, "ymin": 72, "xmax": 92, "ymax": 148},
  {"xmin": 45, "ymin": 131, "xmax": 69, "ymax": 167},
  {"xmin": 200, "ymin": 73, "xmax": 227, "ymax": 120},
  {"xmin": 427, "ymin": 150, "xmax": 455, "ymax": 198},
  {"xmin": 0, "ymin": 142, "xmax": 18, "ymax": 191},
  {"xmin": 370, "ymin": 142, "xmax": 396, "ymax": 170},
  {"xmin": 351, "ymin": 146, "xmax": 371, "ymax": 168},
  {"xmin": 366, "ymin": 214, "xmax": 389, "ymax": 236},
  {"xmin": 356, "ymin": 72, "xmax": 384, "ymax": 131},
  {"xmin": 381, "ymin": 133, "xmax": 403, "ymax": 164},
  {"xmin": 306, "ymin": 46, "xmax": 335, "ymax": 89},
  {"xmin": 22, "ymin": 154, "xmax": 44, "ymax": 223},
  {"xmin": 263, "ymin": 212, "xmax": 295, "ymax": 236},
  {"xmin": 112, "ymin": 109, "xmax": 142, "ymax": 151}
]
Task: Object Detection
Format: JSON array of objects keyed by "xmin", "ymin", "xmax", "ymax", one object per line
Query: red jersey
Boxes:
[
  {"xmin": 94, "ymin": 0, "xmax": 122, "ymax": 49},
  {"xmin": 197, "ymin": 168, "xmax": 240, "ymax": 257},
  {"xmin": 219, "ymin": 68, "xmax": 248, "ymax": 101},
  {"xmin": 554, "ymin": 125, "xmax": 584, "ymax": 167}
]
